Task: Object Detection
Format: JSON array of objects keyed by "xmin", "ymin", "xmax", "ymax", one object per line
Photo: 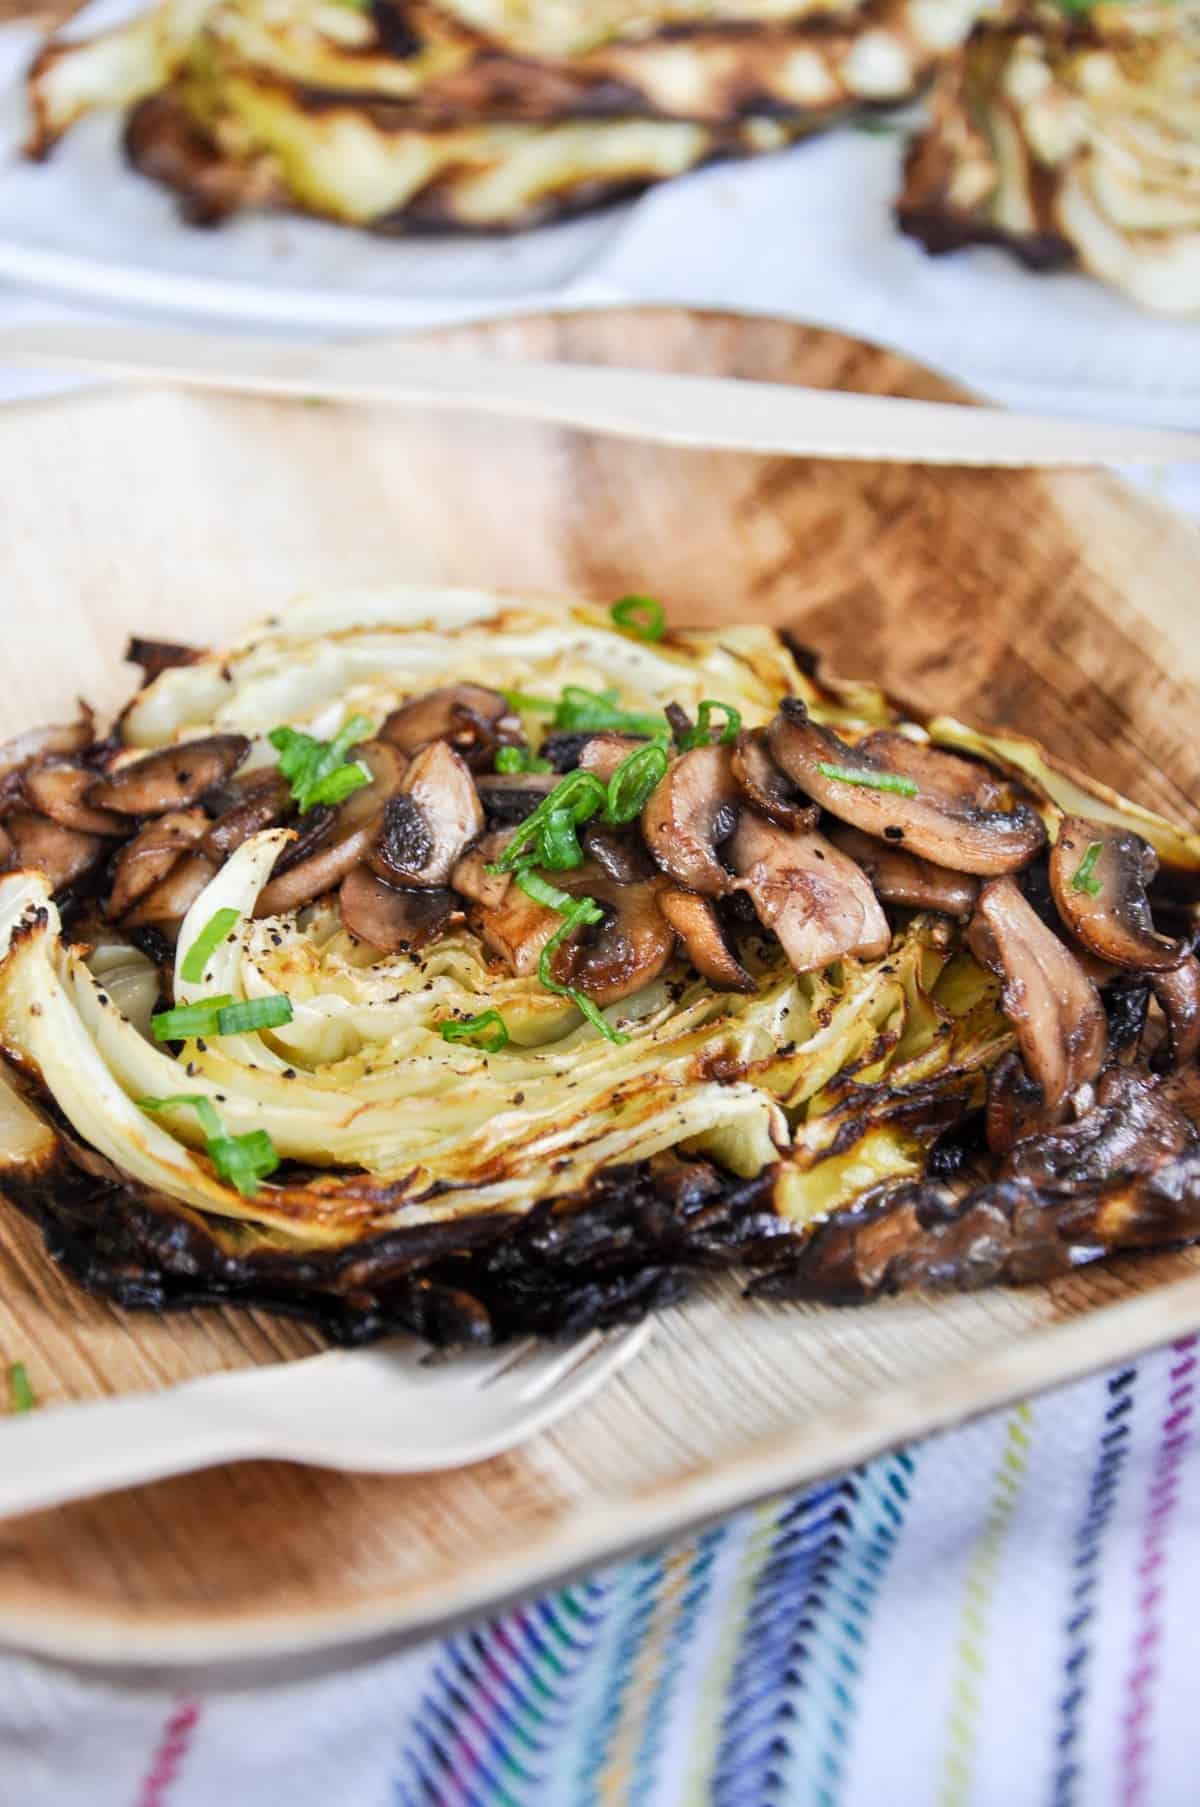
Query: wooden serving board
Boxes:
[{"xmin": 2, "ymin": 307, "xmax": 1199, "ymax": 1671}]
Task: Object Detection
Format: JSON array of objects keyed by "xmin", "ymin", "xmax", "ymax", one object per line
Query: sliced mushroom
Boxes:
[
  {"xmin": 123, "ymin": 853, "xmax": 219, "ymax": 927},
  {"xmin": 0, "ymin": 707, "xmax": 95, "ymax": 783},
  {"xmin": 582, "ymin": 823, "xmax": 657, "ymax": 885},
  {"xmin": 466, "ymin": 879, "xmax": 561, "ymax": 977},
  {"xmin": 728, "ymin": 814, "xmax": 891, "ymax": 973},
  {"xmin": 857, "ymin": 731, "xmax": 1006, "ymax": 808},
  {"xmin": 1049, "ymin": 816, "xmax": 1183, "ymax": 973},
  {"xmin": 826, "ymin": 825, "xmax": 979, "ymax": 918},
  {"xmin": 3, "ymin": 811, "xmax": 106, "ymax": 891},
  {"xmin": 641, "ymin": 744, "xmax": 740, "ymax": 897},
  {"xmin": 256, "ymin": 740, "xmax": 405, "ymax": 917},
  {"xmin": 451, "ymin": 832, "xmax": 513, "ymax": 912},
  {"xmin": 201, "ymin": 772, "xmax": 293, "ymax": 861},
  {"xmin": 973, "ymin": 876, "xmax": 1107, "ymax": 1119},
  {"xmin": 768, "ymin": 700, "xmax": 1045, "ymax": 875},
  {"xmin": 657, "ymin": 888, "xmax": 757, "ymax": 993},
  {"xmin": 339, "ymin": 867, "xmax": 456, "ymax": 954},
  {"xmin": 379, "ymin": 684, "xmax": 518, "ymax": 770},
  {"xmin": 730, "ymin": 731, "xmax": 816, "ymax": 831},
  {"xmin": 369, "ymin": 742, "xmax": 484, "ymax": 889},
  {"xmin": 21, "ymin": 761, "xmax": 127, "ymax": 836},
  {"xmin": 578, "ymin": 734, "xmax": 651, "ymax": 786},
  {"xmin": 106, "ymin": 809, "xmax": 209, "ymax": 919},
  {"xmin": 549, "ymin": 866, "xmax": 675, "ymax": 1007},
  {"xmin": 475, "ymin": 771, "xmax": 558, "ymax": 824},
  {"xmin": 86, "ymin": 734, "xmax": 249, "ymax": 816},
  {"xmin": 1151, "ymin": 955, "xmax": 1200, "ymax": 1071},
  {"xmin": 125, "ymin": 637, "xmax": 200, "ymax": 683},
  {"xmin": 0, "ymin": 821, "xmax": 11, "ymax": 866}
]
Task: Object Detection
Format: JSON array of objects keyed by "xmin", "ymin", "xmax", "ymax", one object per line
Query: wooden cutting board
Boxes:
[{"xmin": 1, "ymin": 307, "xmax": 1199, "ymax": 1672}]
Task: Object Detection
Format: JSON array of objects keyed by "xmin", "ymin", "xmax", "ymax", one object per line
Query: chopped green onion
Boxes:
[
  {"xmin": 503, "ymin": 690, "xmax": 557, "ymax": 716},
  {"xmin": 553, "ymin": 687, "xmax": 668, "ymax": 738},
  {"xmin": 6, "ymin": 1362, "xmax": 34, "ymax": 1414},
  {"xmin": 610, "ymin": 594, "xmax": 666, "ymax": 642},
  {"xmin": 680, "ymin": 700, "xmax": 742, "ymax": 751},
  {"xmin": 494, "ymin": 746, "xmax": 551, "ymax": 774},
  {"xmin": 180, "ymin": 907, "xmax": 241, "ymax": 984},
  {"xmin": 536, "ymin": 901, "xmax": 628, "ymax": 1046},
  {"xmin": 439, "ymin": 1010, "xmax": 509, "ymax": 1054},
  {"xmin": 213, "ymin": 995, "xmax": 295, "ymax": 1036},
  {"xmin": 269, "ymin": 712, "xmax": 372, "ymax": 814},
  {"xmin": 138, "ymin": 1094, "xmax": 279, "ymax": 1196},
  {"xmin": 539, "ymin": 807, "xmax": 587, "ymax": 871},
  {"xmin": 490, "ymin": 771, "xmax": 607, "ymax": 874},
  {"xmin": 152, "ymin": 993, "xmax": 294, "ymax": 1043},
  {"xmin": 515, "ymin": 869, "xmax": 578, "ymax": 913},
  {"xmin": 604, "ymin": 743, "xmax": 669, "ymax": 823},
  {"xmin": 816, "ymin": 762, "xmax": 918, "ymax": 797},
  {"xmin": 152, "ymin": 994, "xmax": 235, "ymax": 1041},
  {"xmin": 1071, "ymin": 840, "xmax": 1104, "ymax": 896}
]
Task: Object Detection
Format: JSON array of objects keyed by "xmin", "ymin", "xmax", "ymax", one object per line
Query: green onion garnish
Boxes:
[
  {"xmin": 513, "ymin": 873, "xmax": 628, "ymax": 1045},
  {"xmin": 494, "ymin": 746, "xmax": 551, "ymax": 775},
  {"xmin": 503, "ymin": 690, "xmax": 558, "ymax": 716},
  {"xmin": 152, "ymin": 993, "xmax": 294, "ymax": 1042},
  {"xmin": 816, "ymin": 762, "xmax": 918, "ymax": 797},
  {"xmin": 152, "ymin": 994, "xmax": 235, "ymax": 1040},
  {"xmin": 6, "ymin": 1362, "xmax": 34, "ymax": 1413},
  {"xmin": 679, "ymin": 700, "xmax": 742, "ymax": 751},
  {"xmin": 539, "ymin": 807, "xmax": 587, "ymax": 871},
  {"xmin": 269, "ymin": 712, "xmax": 372, "ymax": 815},
  {"xmin": 610, "ymin": 595, "xmax": 666, "ymax": 642},
  {"xmin": 604, "ymin": 743, "xmax": 669, "ymax": 823},
  {"xmin": 180, "ymin": 907, "xmax": 241, "ymax": 984},
  {"xmin": 553, "ymin": 686, "xmax": 669, "ymax": 738},
  {"xmin": 515, "ymin": 869, "xmax": 578, "ymax": 913},
  {"xmin": 1071, "ymin": 840, "xmax": 1104, "ymax": 896},
  {"xmin": 439, "ymin": 1010, "xmax": 509, "ymax": 1053},
  {"xmin": 138, "ymin": 1094, "xmax": 280, "ymax": 1196},
  {"xmin": 490, "ymin": 771, "xmax": 607, "ymax": 875}
]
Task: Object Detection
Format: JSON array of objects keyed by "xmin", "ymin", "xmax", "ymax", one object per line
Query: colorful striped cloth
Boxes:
[{"xmin": 1, "ymin": 1337, "xmax": 1197, "ymax": 1807}]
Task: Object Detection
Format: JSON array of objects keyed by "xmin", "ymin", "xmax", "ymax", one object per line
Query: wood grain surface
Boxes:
[{"xmin": 1, "ymin": 307, "xmax": 1199, "ymax": 1671}]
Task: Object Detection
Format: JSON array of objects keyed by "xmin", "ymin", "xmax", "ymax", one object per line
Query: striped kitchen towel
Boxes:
[{"xmin": 1, "ymin": 1337, "xmax": 1196, "ymax": 1807}]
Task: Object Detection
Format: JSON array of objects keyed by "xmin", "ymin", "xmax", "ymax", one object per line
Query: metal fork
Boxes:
[{"xmin": 0, "ymin": 1324, "xmax": 652, "ymax": 1518}]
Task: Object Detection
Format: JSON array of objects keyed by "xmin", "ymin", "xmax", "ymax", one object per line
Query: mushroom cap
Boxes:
[
  {"xmin": 1049, "ymin": 816, "xmax": 1184, "ymax": 973},
  {"xmin": 123, "ymin": 851, "xmax": 219, "ymax": 928},
  {"xmin": 339, "ymin": 867, "xmax": 456, "ymax": 954},
  {"xmin": 729, "ymin": 731, "xmax": 816, "ymax": 832},
  {"xmin": 549, "ymin": 865, "xmax": 676, "ymax": 1008},
  {"xmin": 21, "ymin": 762, "xmax": 127, "ymax": 837},
  {"xmin": 577, "ymin": 734, "xmax": 652, "ymax": 786},
  {"xmin": 973, "ymin": 875, "xmax": 1107, "ymax": 1118},
  {"xmin": 768, "ymin": 700, "xmax": 1045, "ymax": 875},
  {"xmin": 1150, "ymin": 954, "xmax": 1200, "ymax": 1072},
  {"xmin": 106, "ymin": 809, "xmax": 209, "ymax": 920},
  {"xmin": 256, "ymin": 740, "xmax": 405, "ymax": 916},
  {"xmin": 379, "ymin": 684, "xmax": 519, "ymax": 770},
  {"xmin": 369, "ymin": 741, "xmax": 484, "ymax": 889},
  {"xmin": 657, "ymin": 888, "xmax": 757, "ymax": 993},
  {"xmin": 86, "ymin": 734, "xmax": 249, "ymax": 815},
  {"xmin": 641, "ymin": 742, "xmax": 740, "ymax": 897},
  {"xmin": 729, "ymin": 814, "xmax": 891, "ymax": 974},
  {"xmin": 3, "ymin": 811, "xmax": 106, "ymax": 892},
  {"xmin": 826, "ymin": 824, "xmax": 979, "ymax": 919}
]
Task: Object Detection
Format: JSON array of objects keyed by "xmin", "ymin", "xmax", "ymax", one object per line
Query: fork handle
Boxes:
[{"xmin": 0, "ymin": 1385, "xmax": 265, "ymax": 1519}]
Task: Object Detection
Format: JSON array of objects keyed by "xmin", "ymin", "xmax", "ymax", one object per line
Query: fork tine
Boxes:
[{"xmin": 505, "ymin": 1331, "xmax": 609, "ymax": 1404}]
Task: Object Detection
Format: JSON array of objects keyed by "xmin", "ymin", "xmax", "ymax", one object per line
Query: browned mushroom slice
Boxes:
[
  {"xmin": 549, "ymin": 868, "xmax": 675, "ymax": 1008},
  {"xmin": 106, "ymin": 809, "xmax": 209, "ymax": 919},
  {"xmin": 0, "ymin": 821, "xmax": 11, "ymax": 866},
  {"xmin": 256, "ymin": 741, "xmax": 405, "ymax": 917},
  {"xmin": 21, "ymin": 761, "xmax": 127, "ymax": 836},
  {"xmin": 826, "ymin": 824, "xmax": 979, "ymax": 918},
  {"xmin": 577, "ymin": 734, "xmax": 651, "ymax": 785},
  {"xmin": 1049, "ymin": 816, "xmax": 1183, "ymax": 973},
  {"xmin": 856, "ymin": 731, "xmax": 1007, "ymax": 808},
  {"xmin": 4, "ymin": 811, "xmax": 106, "ymax": 891},
  {"xmin": 451, "ymin": 831, "xmax": 513, "ymax": 912},
  {"xmin": 974, "ymin": 876, "xmax": 1107, "ymax": 1118},
  {"xmin": 201, "ymin": 771, "xmax": 293, "ymax": 861},
  {"xmin": 369, "ymin": 742, "xmax": 484, "ymax": 889},
  {"xmin": 125, "ymin": 636, "xmax": 201, "ymax": 682},
  {"xmin": 657, "ymin": 888, "xmax": 757, "ymax": 993},
  {"xmin": 379, "ymin": 684, "xmax": 519, "ymax": 770},
  {"xmin": 1150, "ymin": 955, "xmax": 1200, "ymax": 1071},
  {"xmin": 728, "ymin": 814, "xmax": 891, "ymax": 973},
  {"xmin": 466, "ymin": 878, "xmax": 560, "ymax": 976},
  {"xmin": 339, "ymin": 867, "xmax": 456, "ymax": 954},
  {"xmin": 475, "ymin": 771, "xmax": 558, "ymax": 825},
  {"xmin": 123, "ymin": 853, "xmax": 219, "ymax": 927},
  {"xmin": 768, "ymin": 700, "xmax": 1045, "ymax": 875},
  {"xmin": 730, "ymin": 731, "xmax": 816, "ymax": 832},
  {"xmin": 0, "ymin": 707, "xmax": 95, "ymax": 783},
  {"xmin": 641, "ymin": 744, "xmax": 740, "ymax": 897},
  {"xmin": 581, "ymin": 824, "xmax": 657, "ymax": 885},
  {"xmin": 86, "ymin": 734, "xmax": 250, "ymax": 816}
]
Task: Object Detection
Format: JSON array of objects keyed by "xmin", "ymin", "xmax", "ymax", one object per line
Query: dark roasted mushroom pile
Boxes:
[{"xmin": 2, "ymin": 590, "xmax": 1199, "ymax": 1348}]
